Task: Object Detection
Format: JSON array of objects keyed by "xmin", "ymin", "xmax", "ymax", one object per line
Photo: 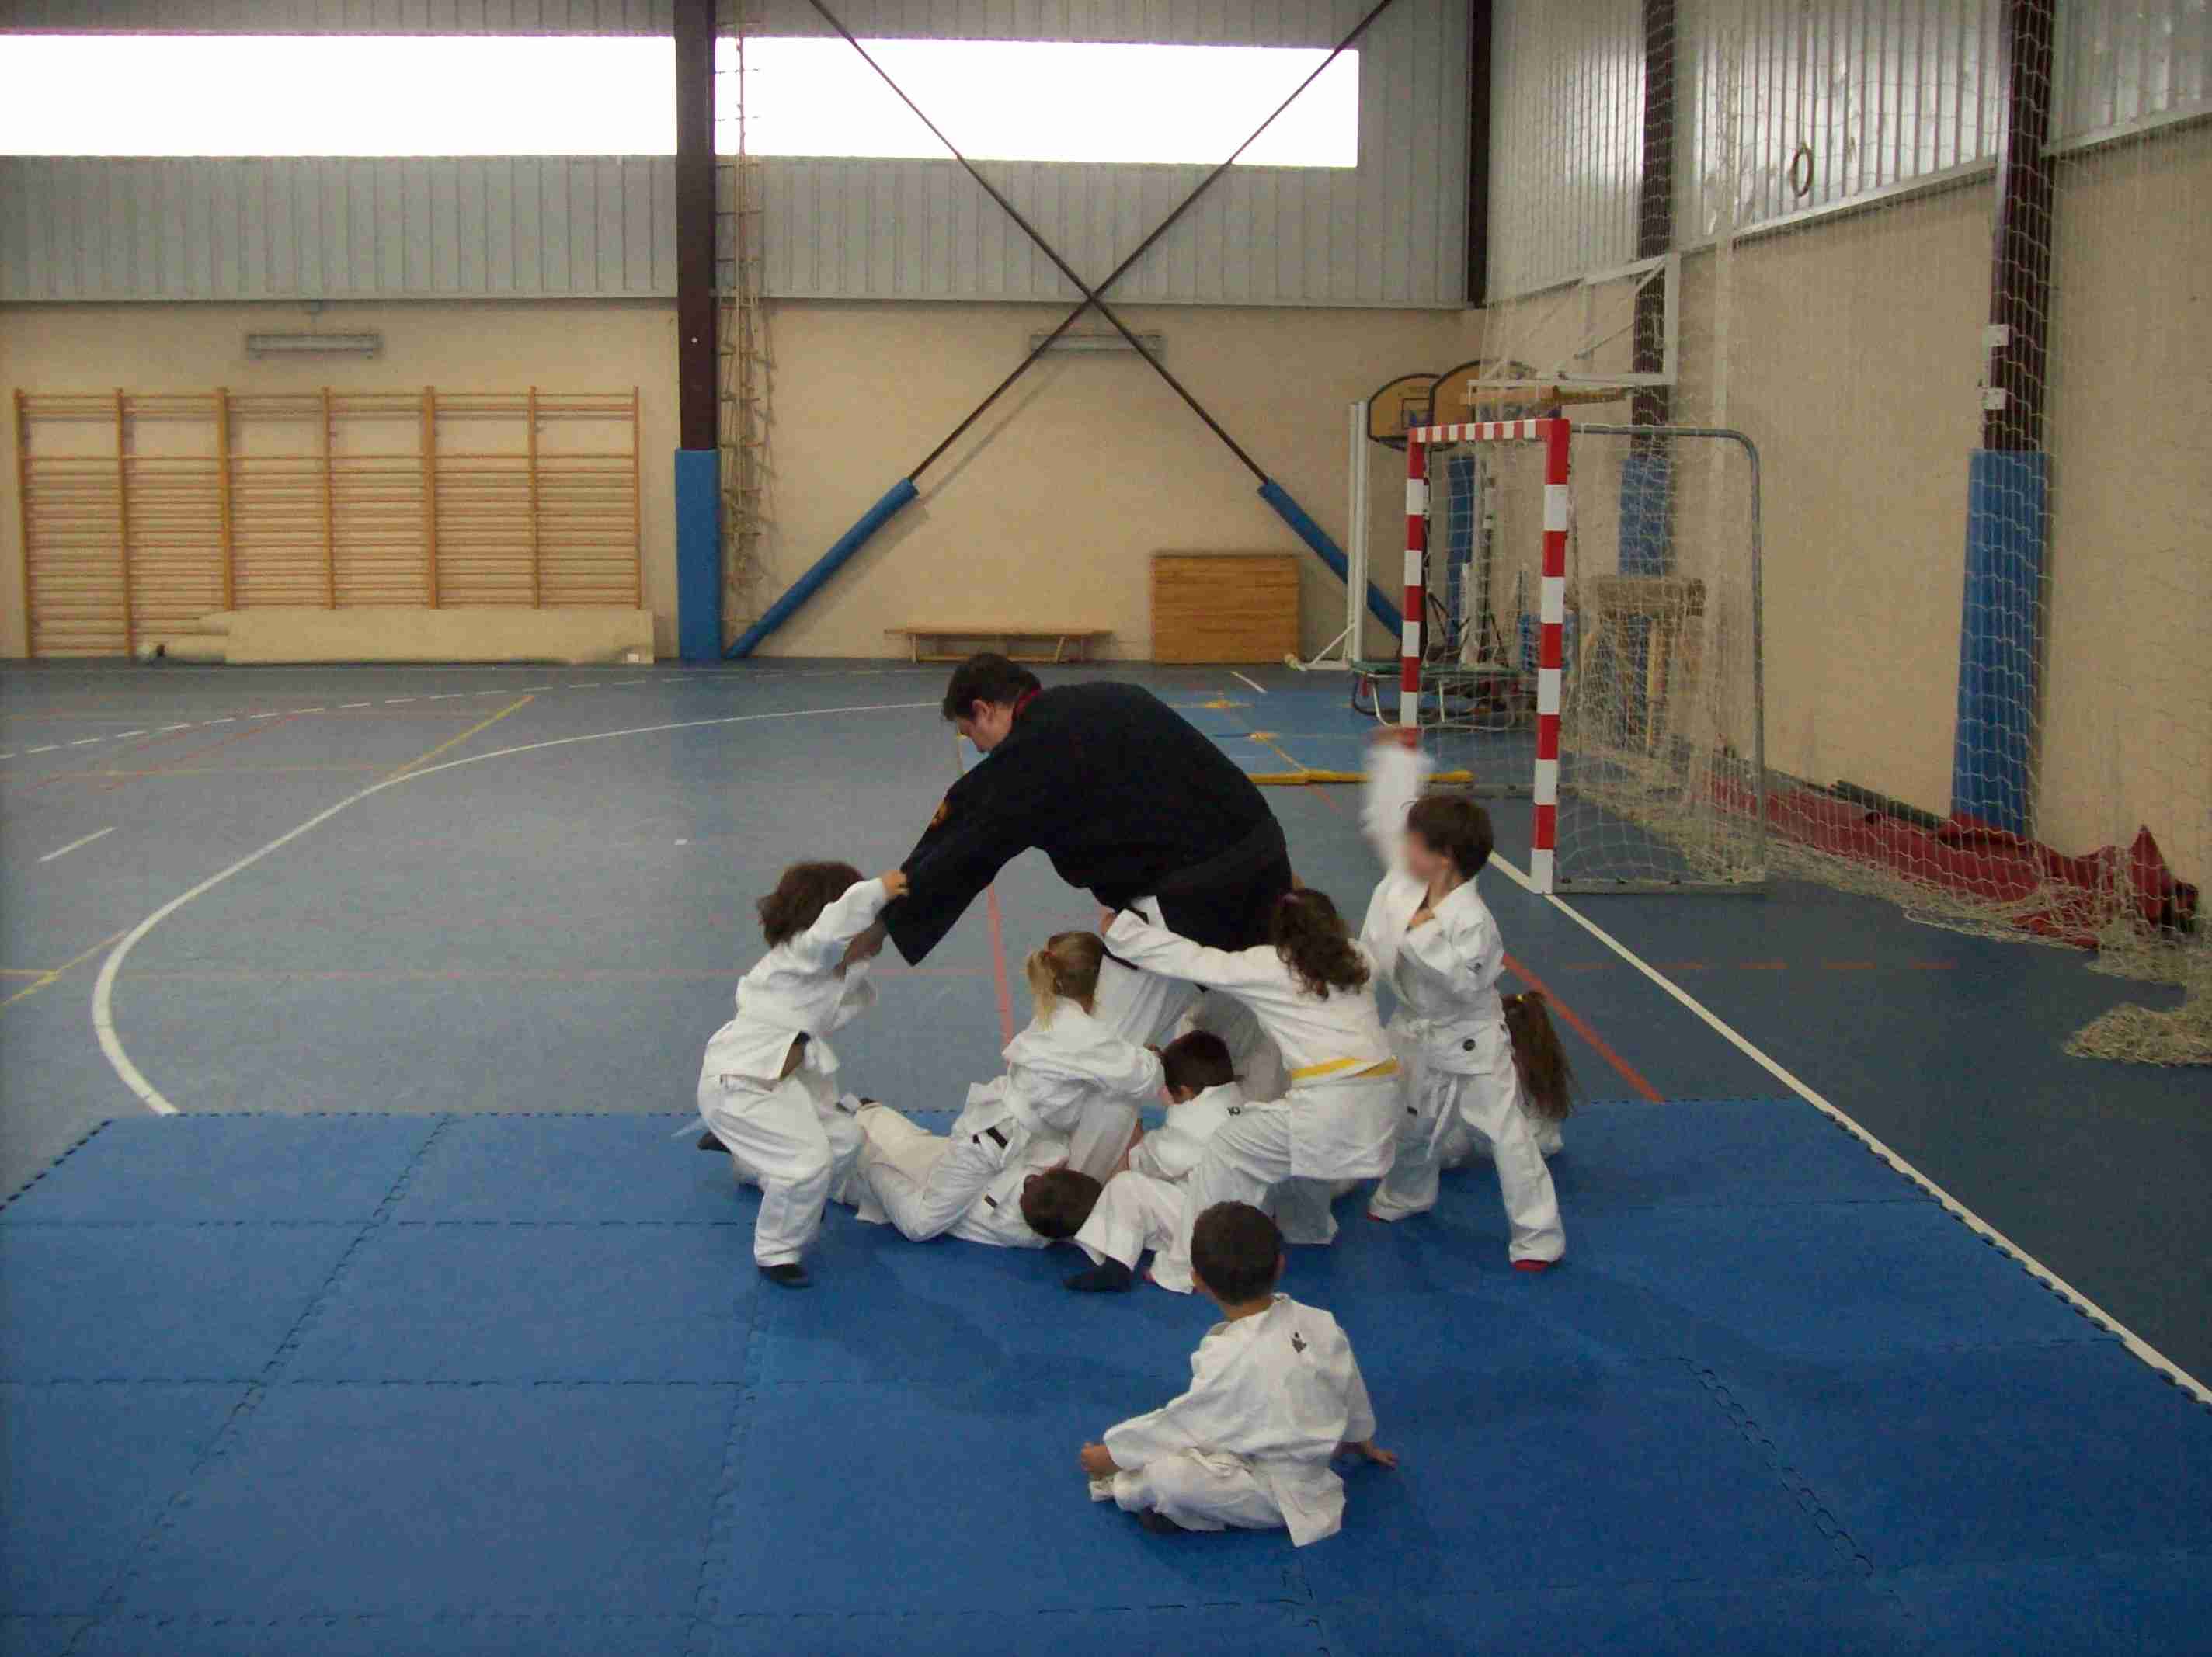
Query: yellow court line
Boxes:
[
  {"xmin": 384, "ymin": 693, "xmax": 535, "ymax": 780},
  {"xmin": 2, "ymin": 930, "xmax": 127, "ymax": 1011}
]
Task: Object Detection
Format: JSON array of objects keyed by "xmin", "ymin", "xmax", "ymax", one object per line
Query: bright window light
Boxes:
[
  {"xmin": 719, "ymin": 39, "xmax": 1358, "ymax": 168},
  {"xmin": 0, "ymin": 33, "xmax": 1355, "ymax": 168}
]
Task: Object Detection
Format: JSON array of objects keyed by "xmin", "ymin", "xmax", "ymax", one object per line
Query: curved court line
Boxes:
[
  {"xmin": 1480, "ymin": 848, "xmax": 2212, "ymax": 1407},
  {"xmin": 91, "ymin": 700, "xmax": 935, "ymax": 1119}
]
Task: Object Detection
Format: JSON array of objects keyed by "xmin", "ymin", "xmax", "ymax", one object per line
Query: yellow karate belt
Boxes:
[{"xmin": 1287, "ymin": 1057, "xmax": 1402, "ymax": 1083}]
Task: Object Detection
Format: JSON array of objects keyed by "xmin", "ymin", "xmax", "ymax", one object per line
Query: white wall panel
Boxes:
[
  {"xmin": 2055, "ymin": 0, "xmax": 2212, "ymax": 145},
  {"xmin": 0, "ymin": 0, "xmax": 673, "ymax": 33}
]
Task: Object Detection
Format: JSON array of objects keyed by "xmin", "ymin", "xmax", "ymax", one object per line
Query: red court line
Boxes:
[
  {"xmin": 1503, "ymin": 951, "xmax": 1665, "ymax": 1104},
  {"xmin": 86, "ymin": 714, "xmax": 307, "ymax": 795}
]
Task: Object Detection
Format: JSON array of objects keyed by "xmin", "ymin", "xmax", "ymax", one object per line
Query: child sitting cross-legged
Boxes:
[{"xmin": 1078, "ymin": 1201, "xmax": 1396, "ymax": 1544}]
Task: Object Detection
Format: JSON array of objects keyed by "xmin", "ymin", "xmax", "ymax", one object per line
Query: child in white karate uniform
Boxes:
[
  {"xmin": 1080, "ymin": 1202, "xmax": 1396, "ymax": 1542},
  {"xmin": 1359, "ymin": 732, "xmax": 1565, "ymax": 1269},
  {"xmin": 1104, "ymin": 890, "xmax": 1400, "ymax": 1292},
  {"xmin": 843, "ymin": 931, "xmax": 1160, "ymax": 1245},
  {"xmin": 1065, "ymin": 1030, "xmax": 1243, "ymax": 1292},
  {"xmin": 694, "ymin": 860, "xmax": 906, "ymax": 1289}
]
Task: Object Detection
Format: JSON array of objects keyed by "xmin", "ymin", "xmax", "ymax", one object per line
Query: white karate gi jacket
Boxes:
[
  {"xmin": 1103, "ymin": 1294, "xmax": 1378, "ymax": 1547},
  {"xmin": 1127, "ymin": 1082, "xmax": 1243, "ymax": 1183},
  {"xmin": 857, "ymin": 1104, "xmax": 1071, "ymax": 1249},
  {"xmin": 1357, "ymin": 745, "xmax": 1509, "ymax": 1076},
  {"xmin": 1104, "ymin": 911, "xmax": 1397, "ymax": 1179},
  {"xmin": 961, "ymin": 1003, "xmax": 1163, "ymax": 1140},
  {"xmin": 699, "ymin": 877, "xmax": 890, "ymax": 1086}
]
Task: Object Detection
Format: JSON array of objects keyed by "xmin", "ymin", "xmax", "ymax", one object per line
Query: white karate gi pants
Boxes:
[
  {"xmin": 1075, "ymin": 1170, "xmax": 1182, "ymax": 1270},
  {"xmin": 701, "ymin": 1067, "xmax": 862, "ymax": 1269},
  {"xmin": 850, "ymin": 1103, "xmax": 996, "ymax": 1242},
  {"xmin": 1368, "ymin": 1051, "xmax": 1564, "ymax": 1264},
  {"xmin": 1112, "ymin": 1452, "xmax": 1284, "ymax": 1534},
  {"xmin": 1154, "ymin": 1076, "xmax": 1400, "ymax": 1292},
  {"xmin": 1068, "ymin": 950, "xmax": 1198, "ymax": 1179}
]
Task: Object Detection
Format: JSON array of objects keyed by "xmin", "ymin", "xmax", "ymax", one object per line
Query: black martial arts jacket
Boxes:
[{"xmin": 885, "ymin": 681, "xmax": 1293, "ymax": 965}]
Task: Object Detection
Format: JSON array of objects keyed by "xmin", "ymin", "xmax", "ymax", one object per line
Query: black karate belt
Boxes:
[{"xmin": 971, "ymin": 1127, "xmax": 1009, "ymax": 1149}]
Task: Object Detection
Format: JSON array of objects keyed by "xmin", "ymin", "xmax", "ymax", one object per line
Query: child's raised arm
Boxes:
[
  {"xmin": 1361, "ymin": 730, "xmax": 1435, "ymax": 873},
  {"xmin": 788, "ymin": 869, "xmax": 905, "ymax": 971}
]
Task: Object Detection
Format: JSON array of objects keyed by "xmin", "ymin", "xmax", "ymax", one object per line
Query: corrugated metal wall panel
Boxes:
[
  {"xmin": 2, "ymin": 0, "xmax": 1464, "ymax": 307},
  {"xmin": 2055, "ymin": 0, "xmax": 2212, "ymax": 144},
  {"xmin": 0, "ymin": 155, "xmax": 676, "ymax": 300},
  {"xmin": 0, "ymin": 0, "xmax": 674, "ymax": 33},
  {"xmin": 730, "ymin": 0, "xmax": 1466, "ymax": 305},
  {"xmin": 1486, "ymin": 0, "xmax": 1642, "ymax": 300}
]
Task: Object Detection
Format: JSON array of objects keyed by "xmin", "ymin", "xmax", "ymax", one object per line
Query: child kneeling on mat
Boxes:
[
  {"xmin": 694, "ymin": 860, "xmax": 906, "ymax": 1289},
  {"xmin": 1078, "ymin": 1202, "xmax": 1395, "ymax": 1543}
]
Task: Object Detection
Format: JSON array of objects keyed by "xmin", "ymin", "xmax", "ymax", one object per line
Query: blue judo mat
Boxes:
[{"xmin": 4, "ymin": 1100, "xmax": 2210, "ymax": 1657}]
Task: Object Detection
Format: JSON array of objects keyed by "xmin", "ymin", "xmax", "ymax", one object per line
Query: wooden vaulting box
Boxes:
[{"xmin": 1150, "ymin": 552, "xmax": 1300, "ymax": 664}]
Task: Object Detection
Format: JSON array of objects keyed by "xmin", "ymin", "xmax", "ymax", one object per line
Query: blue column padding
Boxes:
[
  {"xmin": 725, "ymin": 478, "xmax": 919, "ymax": 661},
  {"xmin": 1619, "ymin": 449, "xmax": 1671, "ymax": 575},
  {"xmin": 1953, "ymin": 450, "xmax": 2047, "ymax": 836},
  {"xmin": 674, "ymin": 449, "xmax": 721, "ymax": 664},
  {"xmin": 1257, "ymin": 477, "xmax": 1403, "ymax": 635}
]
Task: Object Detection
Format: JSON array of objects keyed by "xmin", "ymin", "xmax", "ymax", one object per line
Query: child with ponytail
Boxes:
[
  {"xmin": 841, "ymin": 930, "xmax": 1163, "ymax": 1248},
  {"xmin": 1102, "ymin": 889, "xmax": 1400, "ymax": 1293},
  {"xmin": 1358, "ymin": 731, "xmax": 1565, "ymax": 1270}
]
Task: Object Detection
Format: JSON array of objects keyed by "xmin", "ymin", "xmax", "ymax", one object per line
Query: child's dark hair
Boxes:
[
  {"xmin": 756, "ymin": 860, "xmax": 864, "ymax": 948},
  {"xmin": 1190, "ymin": 1202, "xmax": 1283, "ymax": 1304},
  {"xmin": 941, "ymin": 651, "xmax": 1042, "ymax": 721},
  {"xmin": 1160, "ymin": 1030, "xmax": 1235, "ymax": 1097},
  {"xmin": 1020, "ymin": 1169, "xmax": 1101, "ymax": 1239},
  {"xmin": 1270, "ymin": 888, "xmax": 1369, "ymax": 999},
  {"xmin": 1406, "ymin": 793, "xmax": 1495, "ymax": 878},
  {"xmin": 1504, "ymin": 990, "xmax": 1575, "ymax": 1122}
]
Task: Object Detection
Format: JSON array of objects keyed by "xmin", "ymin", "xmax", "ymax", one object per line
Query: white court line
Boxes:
[
  {"xmin": 28, "ymin": 745, "xmax": 58, "ymax": 755},
  {"xmin": 1482, "ymin": 847, "xmax": 2212, "ymax": 1405},
  {"xmin": 69, "ymin": 738, "xmax": 103, "ymax": 746},
  {"xmin": 114, "ymin": 730, "xmax": 146, "ymax": 738},
  {"xmin": 1230, "ymin": 670, "xmax": 1268, "ymax": 696},
  {"xmin": 425, "ymin": 693, "xmax": 460, "ymax": 701},
  {"xmin": 385, "ymin": 698, "xmax": 415, "ymax": 704},
  {"xmin": 91, "ymin": 700, "xmax": 937, "ymax": 1120},
  {"xmin": 339, "ymin": 703, "xmax": 370, "ymax": 710},
  {"xmin": 207, "ymin": 717, "xmax": 234, "ymax": 725},
  {"xmin": 249, "ymin": 713, "xmax": 281, "ymax": 720},
  {"xmin": 40, "ymin": 826, "xmax": 116, "ymax": 863},
  {"xmin": 291, "ymin": 707, "xmax": 326, "ymax": 714},
  {"xmin": 160, "ymin": 724, "xmax": 192, "ymax": 731}
]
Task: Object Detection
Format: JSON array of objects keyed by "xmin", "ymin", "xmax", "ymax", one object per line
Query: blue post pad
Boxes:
[
  {"xmin": 1954, "ymin": 450, "xmax": 2047, "ymax": 836},
  {"xmin": 1258, "ymin": 478, "xmax": 1403, "ymax": 634},
  {"xmin": 676, "ymin": 447, "xmax": 722, "ymax": 664},
  {"xmin": 726, "ymin": 478, "xmax": 919, "ymax": 660}
]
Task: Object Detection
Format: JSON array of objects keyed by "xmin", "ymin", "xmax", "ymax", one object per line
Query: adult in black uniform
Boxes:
[
  {"xmin": 886, "ymin": 655, "xmax": 1293, "ymax": 1183},
  {"xmin": 887, "ymin": 654, "xmax": 1294, "ymax": 971}
]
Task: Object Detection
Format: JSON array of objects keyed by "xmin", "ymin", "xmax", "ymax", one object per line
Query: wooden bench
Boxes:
[{"xmin": 887, "ymin": 626, "xmax": 1110, "ymax": 665}]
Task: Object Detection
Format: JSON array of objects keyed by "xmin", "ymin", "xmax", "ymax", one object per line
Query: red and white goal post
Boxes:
[{"xmin": 1405, "ymin": 415, "xmax": 1769, "ymax": 896}]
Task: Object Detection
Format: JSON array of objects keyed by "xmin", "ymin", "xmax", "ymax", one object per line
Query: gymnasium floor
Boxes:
[{"xmin": 3, "ymin": 659, "xmax": 2208, "ymax": 1656}]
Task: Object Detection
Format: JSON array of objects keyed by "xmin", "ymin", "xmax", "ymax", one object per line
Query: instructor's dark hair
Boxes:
[
  {"xmin": 757, "ymin": 860, "xmax": 864, "ymax": 948},
  {"xmin": 1504, "ymin": 991, "xmax": 1576, "ymax": 1123},
  {"xmin": 1270, "ymin": 888, "xmax": 1369, "ymax": 999},
  {"xmin": 1160, "ymin": 1030, "xmax": 1236, "ymax": 1097},
  {"xmin": 1020, "ymin": 1169, "xmax": 1102, "ymax": 1239},
  {"xmin": 1190, "ymin": 1202, "xmax": 1283, "ymax": 1304},
  {"xmin": 941, "ymin": 652, "xmax": 1041, "ymax": 721},
  {"xmin": 1407, "ymin": 794, "xmax": 1496, "ymax": 879}
]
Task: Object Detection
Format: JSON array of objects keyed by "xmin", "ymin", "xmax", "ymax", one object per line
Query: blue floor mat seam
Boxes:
[
  {"xmin": 1681, "ymin": 1359, "xmax": 1881, "ymax": 1580},
  {"xmin": 1, "ymin": 1120, "xmax": 111, "ymax": 1214},
  {"xmin": 684, "ymin": 1228, "xmax": 772, "ymax": 1657},
  {"xmin": 69, "ymin": 1115, "xmax": 461, "ymax": 1632}
]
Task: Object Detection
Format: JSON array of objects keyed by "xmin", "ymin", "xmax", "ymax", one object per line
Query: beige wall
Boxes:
[
  {"xmin": 747, "ymin": 302, "xmax": 1462, "ymax": 662},
  {"xmin": 0, "ymin": 297, "xmax": 1459, "ymax": 664}
]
